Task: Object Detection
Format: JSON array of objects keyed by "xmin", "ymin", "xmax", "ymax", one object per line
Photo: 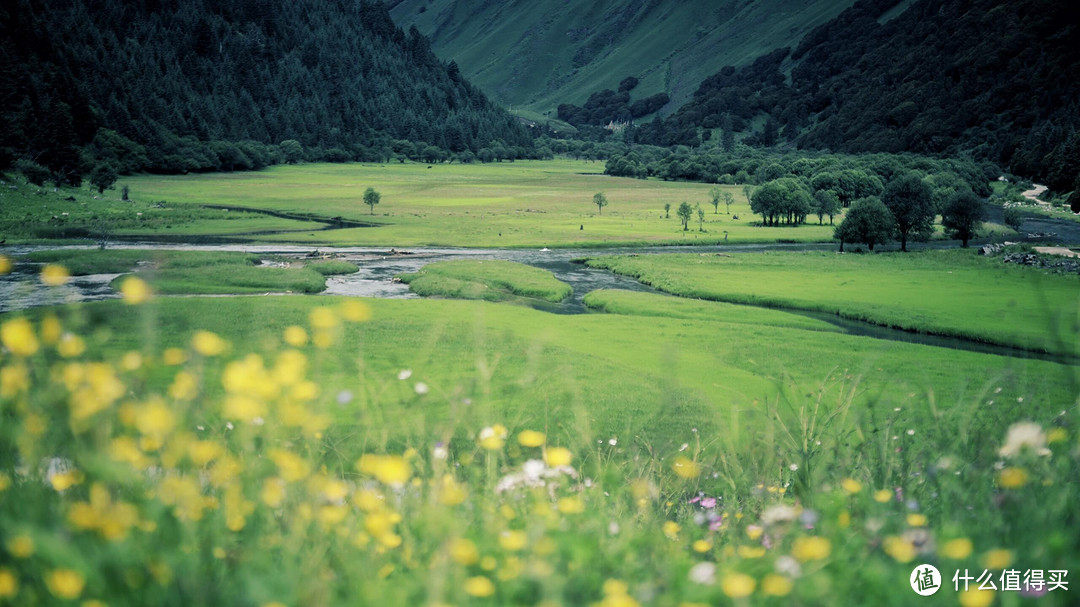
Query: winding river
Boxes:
[{"xmin": 3, "ymin": 237, "xmax": 1077, "ymax": 365}]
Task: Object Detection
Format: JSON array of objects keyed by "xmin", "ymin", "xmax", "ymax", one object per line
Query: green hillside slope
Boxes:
[
  {"xmin": 0, "ymin": 0, "xmax": 532, "ymax": 181},
  {"xmin": 388, "ymin": 0, "xmax": 855, "ymax": 114}
]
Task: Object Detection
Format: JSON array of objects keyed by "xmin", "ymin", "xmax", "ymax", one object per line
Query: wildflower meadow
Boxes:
[{"xmin": 1, "ymin": 261, "xmax": 1077, "ymax": 606}]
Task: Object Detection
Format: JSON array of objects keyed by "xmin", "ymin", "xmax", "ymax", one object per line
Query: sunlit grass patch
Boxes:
[
  {"xmin": 307, "ymin": 260, "xmax": 360, "ymax": 276},
  {"xmin": 399, "ymin": 260, "xmax": 572, "ymax": 303},
  {"xmin": 586, "ymin": 249, "xmax": 1080, "ymax": 356}
]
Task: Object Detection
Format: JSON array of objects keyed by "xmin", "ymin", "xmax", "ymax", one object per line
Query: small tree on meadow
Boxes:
[
  {"xmin": 723, "ymin": 191, "xmax": 735, "ymax": 215},
  {"xmin": 363, "ymin": 187, "xmax": 381, "ymax": 215},
  {"xmin": 709, "ymin": 186, "xmax": 721, "ymax": 214},
  {"xmin": 696, "ymin": 204, "xmax": 705, "ymax": 231},
  {"xmin": 941, "ymin": 190, "xmax": 986, "ymax": 247},
  {"xmin": 593, "ymin": 192, "xmax": 608, "ymax": 215},
  {"xmin": 677, "ymin": 201, "xmax": 693, "ymax": 231},
  {"xmin": 664, "ymin": 202, "xmax": 671, "ymax": 218}
]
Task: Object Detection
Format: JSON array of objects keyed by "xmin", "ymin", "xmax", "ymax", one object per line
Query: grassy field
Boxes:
[
  {"xmin": 0, "ymin": 180, "xmax": 322, "ymax": 243},
  {"xmin": 586, "ymin": 249, "xmax": 1080, "ymax": 356},
  {"xmin": 122, "ymin": 160, "xmax": 837, "ymax": 247},
  {"xmin": 400, "ymin": 260, "xmax": 572, "ymax": 303},
  {"xmin": 21, "ymin": 249, "xmax": 329, "ymax": 294},
  {"xmin": 1, "ymin": 290, "xmax": 1076, "ymax": 605}
]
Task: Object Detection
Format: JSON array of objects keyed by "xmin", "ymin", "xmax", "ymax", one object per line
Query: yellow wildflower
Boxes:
[
  {"xmin": 940, "ymin": 538, "xmax": 973, "ymax": 560},
  {"xmin": 982, "ymin": 549, "xmax": 1012, "ymax": 570},
  {"xmin": 841, "ymin": 477, "xmax": 863, "ymax": 494},
  {"xmin": 737, "ymin": 545, "xmax": 765, "ymax": 558},
  {"xmin": 883, "ymin": 535, "xmax": 916, "ymax": 563},
  {"xmin": 1, "ymin": 317, "xmax": 39, "ymax": 356},
  {"xmin": 0, "ymin": 364, "xmax": 29, "ymax": 397},
  {"xmin": 120, "ymin": 351, "xmax": 143, "ymax": 370},
  {"xmin": 51, "ymin": 469, "xmax": 82, "ymax": 491},
  {"xmin": 40, "ymin": 315, "xmax": 62, "ymax": 344},
  {"xmin": 463, "ymin": 576, "xmax": 495, "ymax": 598},
  {"xmin": 1047, "ymin": 427, "xmax": 1068, "ymax": 444},
  {"xmin": 308, "ymin": 306, "xmax": 339, "ymax": 330},
  {"xmin": 0, "ymin": 255, "xmax": 11, "ymax": 275},
  {"xmin": 0, "ymin": 568, "xmax": 17, "ymax": 599},
  {"xmin": 791, "ymin": 536, "xmax": 831, "ymax": 561},
  {"xmin": 135, "ymin": 398, "xmax": 176, "ymax": 438},
  {"xmin": 120, "ymin": 276, "xmax": 152, "ymax": 304},
  {"xmin": 671, "ymin": 456, "xmax": 700, "ymax": 479},
  {"xmin": 163, "ymin": 347, "xmax": 187, "ymax": 365},
  {"xmin": 478, "ymin": 425, "xmax": 507, "ymax": 450},
  {"xmin": 906, "ymin": 513, "xmax": 928, "ymax": 527},
  {"xmin": 57, "ymin": 333, "xmax": 85, "ymax": 357},
  {"xmin": 662, "ymin": 520, "xmax": 681, "ymax": 540},
  {"xmin": 745, "ymin": 525, "xmax": 763, "ymax": 540},
  {"xmin": 720, "ymin": 572, "xmax": 755, "ymax": 599},
  {"xmin": 449, "ymin": 538, "xmax": 479, "ymax": 565},
  {"xmin": 191, "ymin": 330, "xmax": 227, "ymax": 356},
  {"xmin": 40, "ymin": 264, "xmax": 70, "ymax": 286},
  {"xmin": 997, "ymin": 467, "xmax": 1028, "ymax": 489},
  {"xmin": 45, "ymin": 569, "xmax": 85, "ymax": 599},
  {"xmin": 557, "ymin": 496, "xmax": 585, "ymax": 514},
  {"xmin": 693, "ymin": 540, "xmax": 713, "ymax": 553},
  {"xmin": 761, "ymin": 573, "xmax": 792, "ymax": 597},
  {"xmin": 356, "ymin": 454, "xmax": 411, "ymax": 486},
  {"xmin": 283, "ymin": 325, "xmax": 308, "ymax": 347},
  {"xmin": 544, "ymin": 446, "xmax": 572, "ymax": 467},
  {"xmin": 517, "ymin": 429, "xmax": 546, "ymax": 447},
  {"xmin": 260, "ymin": 478, "xmax": 287, "ymax": 508},
  {"xmin": 873, "ymin": 489, "xmax": 892, "ymax": 503},
  {"xmin": 339, "ymin": 300, "xmax": 371, "ymax": 322},
  {"xmin": 271, "ymin": 450, "xmax": 311, "ymax": 482},
  {"xmin": 438, "ymin": 475, "xmax": 468, "ymax": 506},
  {"xmin": 958, "ymin": 588, "xmax": 995, "ymax": 607},
  {"xmin": 7, "ymin": 535, "xmax": 34, "ymax": 558},
  {"xmin": 498, "ymin": 530, "xmax": 528, "ymax": 551},
  {"xmin": 168, "ymin": 371, "xmax": 198, "ymax": 400}
]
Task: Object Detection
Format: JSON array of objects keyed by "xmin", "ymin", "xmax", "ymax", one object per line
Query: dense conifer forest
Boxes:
[{"xmin": 0, "ymin": 0, "xmax": 534, "ymax": 184}]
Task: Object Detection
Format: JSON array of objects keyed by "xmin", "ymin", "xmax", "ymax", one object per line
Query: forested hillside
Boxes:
[
  {"xmin": 636, "ymin": 0, "xmax": 1080, "ymax": 190},
  {"xmin": 388, "ymin": 0, "xmax": 856, "ymax": 114},
  {"xmin": 0, "ymin": 0, "xmax": 533, "ymax": 183}
]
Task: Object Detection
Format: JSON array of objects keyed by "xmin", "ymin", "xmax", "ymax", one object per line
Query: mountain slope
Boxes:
[
  {"xmin": 388, "ymin": 0, "xmax": 856, "ymax": 115},
  {"xmin": 0, "ymin": 0, "xmax": 532, "ymax": 179},
  {"xmin": 641, "ymin": 0, "xmax": 1080, "ymax": 186}
]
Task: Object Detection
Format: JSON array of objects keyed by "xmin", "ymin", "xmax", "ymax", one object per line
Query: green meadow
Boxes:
[
  {"xmin": 586, "ymin": 250, "xmax": 1080, "ymax": 356},
  {"xmin": 3, "ymin": 160, "xmax": 1079, "ymax": 606},
  {"xmin": 121, "ymin": 160, "xmax": 836, "ymax": 247},
  {"xmin": 399, "ymin": 260, "xmax": 573, "ymax": 303}
]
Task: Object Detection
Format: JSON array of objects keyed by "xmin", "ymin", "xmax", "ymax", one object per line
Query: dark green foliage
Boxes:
[
  {"xmin": 631, "ymin": 0, "xmax": 1080, "ymax": 184},
  {"xmin": 558, "ymin": 89, "xmax": 670, "ymax": 127},
  {"xmin": 593, "ymin": 192, "xmax": 608, "ymax": 214},
  {"xmin": 676, "ymin": 202, "xmax": 693, "ymax": 231},
  {"xmin": 834, "ymin": 196, "xmax": 895, "ymax": 251},
  {"xmin": 0, "ymin": 0, "xmax": 532, "ymax": 176},
  {"xmin": 90, "ymin": 164, "xmax": 118, "ymax": 194},
  {"xmin": 750, "ymin": 178, "xmax": 812, "ymax": 226},
  {"xmin": 941, "ymin": 190, "xmax": 986, "ymax": 247},
  {"xmin": 14, "ymin": 159, "xmax": 50, "ymax": 186},
  {"xmin": 882, "ymin": 173, "xmax": 935, "ymax": 252},
  {"xmin": 364, "ymin": 187, "xmax": 381, "ymax": 215},
  {"xmin": 813, "ymin": 190, "xmax": 840, "ymax": 225},
  {"xmin": 280, "ymin": 140, "xmax": 304, "ymax": 164}
]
